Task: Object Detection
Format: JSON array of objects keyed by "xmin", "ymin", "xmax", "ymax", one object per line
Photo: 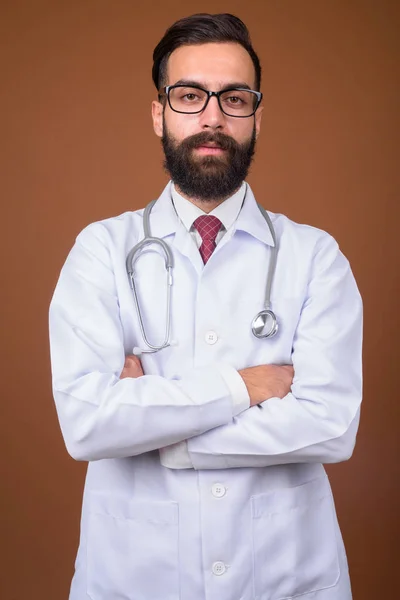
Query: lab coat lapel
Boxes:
[
  {"xmin": 234, "ymin": 185, "xmax": 275, "ymax": 247},
  {"xmin": 146, "ymin": 182, "xmax": 178, "ymax": 239},
  {"xmin": 147, "ymin": 182, "xmax": 204, "ymax": 275},
  {"xmin": 172, "ymin": 224, "xmax": 204, "ymax": 275},
  {"xmin": 147, "ymin": 182, "xmax": 275, "ymax": 273}
]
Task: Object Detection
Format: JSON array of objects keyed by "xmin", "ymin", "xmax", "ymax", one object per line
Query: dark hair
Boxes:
[{"xmin": 152, "ymin": 13, "xmax": 261, "ymax": 91}]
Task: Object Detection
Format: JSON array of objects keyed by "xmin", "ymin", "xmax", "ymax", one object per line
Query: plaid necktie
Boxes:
[{"xmin": 193, "ymin": 215, "xmax": 223, "ymax": 264}]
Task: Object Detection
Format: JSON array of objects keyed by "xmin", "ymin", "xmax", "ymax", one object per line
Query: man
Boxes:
[{"xmin": 49, "ymin": 13, "xmax": 362, "ymax": 600}]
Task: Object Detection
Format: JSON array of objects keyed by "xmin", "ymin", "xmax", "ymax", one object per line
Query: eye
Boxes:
[
  {"xmin": 183, "ymin": 93, "xmax": 199, "ymax": 102},
  {"xmin": 227, "ymin": 95, "xmax": 243, "ymax": 104}
]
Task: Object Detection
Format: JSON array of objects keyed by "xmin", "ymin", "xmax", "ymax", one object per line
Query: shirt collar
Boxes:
[
  {"xmin": 147, "ymin": 181, "xmax": 275, "ymax": 247},
  {"xmin": 171, "ymin": 182, "xmax": 246, "ymax": 233}
]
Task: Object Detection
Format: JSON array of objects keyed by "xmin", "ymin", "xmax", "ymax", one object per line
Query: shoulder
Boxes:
[
  {"xmin": 75, "ymin": 207, "xmax": 145, "ymax": 252},
  {"xmin": 268, "ymin": 210, "xmax": 342, "ymax": 263},
  {"xmin": 263, "ymin": 211, "xmax": 356, "ymax": 286},
  {"xmin": 270, "ymin": 210, "xmax": 335, "ymax": 245}
]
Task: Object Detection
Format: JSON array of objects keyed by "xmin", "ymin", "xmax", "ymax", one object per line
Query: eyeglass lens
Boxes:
[{"xmin": 169, "ymin": 87, "xmax": 258, "ymax": 117}]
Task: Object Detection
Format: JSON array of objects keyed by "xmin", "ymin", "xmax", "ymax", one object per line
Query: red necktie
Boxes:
[{"xmin": 193, "ymin": 215, "xmax": 223, "ymax": 264}]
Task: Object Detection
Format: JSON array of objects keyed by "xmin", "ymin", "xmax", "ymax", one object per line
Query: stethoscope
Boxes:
[{"xmin": 126, "ymin": 190, "xmax": 278, "ymax": 355}]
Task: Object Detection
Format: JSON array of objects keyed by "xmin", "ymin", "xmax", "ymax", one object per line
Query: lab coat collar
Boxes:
[
  {"xmin": 148, "ymin": 181, "xmax": 181, "ymax": 238},
  {"xmin": 234, "ymin": 184, "xmax": 275, "ymax": 247},
  {"xmin": 148, "ymin": 181, "xmax": 275, "ymax": 248},
  {"xmin": 148, "ymin": 182, "xmax": 204, "ymax": 272}
]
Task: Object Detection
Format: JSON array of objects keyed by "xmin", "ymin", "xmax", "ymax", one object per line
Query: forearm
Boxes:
[
  {"xmin": 185, "ymin": 393, "xmax": 361, "ymax": 469},
  {"xmin": 49, "ymin": 227, "xmax": 243, "ymax": 463},
  {"xmin": 165, "ymin": 236, "xmax": 363, "ymax": 470},
  {"xmin": 179, "ymin": 325, "xmax": 362, "ymax": 469},
  {"xmin": 52, "ymin": 363, "xmax": 242, "ymax": 462},
  {"xmin": 158, "ymin": 364, "xmax": 250, "ymax": 469}
]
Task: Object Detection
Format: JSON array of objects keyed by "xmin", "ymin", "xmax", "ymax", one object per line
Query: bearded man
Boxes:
[{"xmin": 49, "ymin": 13, "xmax": 362, "ymax": 600}]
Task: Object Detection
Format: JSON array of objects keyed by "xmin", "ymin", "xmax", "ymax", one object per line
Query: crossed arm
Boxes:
[
  {"xmin": 121, "ymin": 357, "xmax": 294, "ymax": 408},
  {"xmin": 121, "ymin": 358, "xmax": 300, "ymax": 469},
  {"xmin": 49, "ymin": 224, "xmax": 362, "ymax": 468},
  {"xmin": 120, "ymin": 351, "xmax": 360, "ymax": 470}
]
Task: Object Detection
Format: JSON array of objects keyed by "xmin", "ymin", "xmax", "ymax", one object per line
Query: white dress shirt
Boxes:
[
  {"xmin": 171, "ymin": 182, "xmax": 246, "ymax": 247},
  {"xmin": 161, "ymin": 183, "xmax": 251, "ymax": 468}
]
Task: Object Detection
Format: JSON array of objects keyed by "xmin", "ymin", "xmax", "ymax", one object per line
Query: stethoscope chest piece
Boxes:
[{"xmin": 251, "ymin": 309, "xmax": 278, "ymax": 339}]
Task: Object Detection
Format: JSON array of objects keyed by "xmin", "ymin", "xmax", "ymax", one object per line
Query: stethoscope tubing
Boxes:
[{"xmin": 126, "ymin": 189, "xmax": 279, "ymax": 353}]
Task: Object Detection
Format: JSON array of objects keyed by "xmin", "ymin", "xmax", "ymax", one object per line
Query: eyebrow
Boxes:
[{"xmin": 171, "ymin": 79, "xmax": 253, "ymax": 91}]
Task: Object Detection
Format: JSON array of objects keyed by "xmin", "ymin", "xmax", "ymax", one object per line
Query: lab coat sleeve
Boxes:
[
  {"xmin": 160, "ymin": 364, "xmax": 250, "ymax": 469},
  {"xmin": 185, "ymin": 234, "xmax": 363, "ymax": 469},
  {"xmin": 49, "ymin": 224, "xmax": 242, "ymax": 462},
  {"xmin": 159, "ymin": 367, "xmax": 250, "ymax": 468}
]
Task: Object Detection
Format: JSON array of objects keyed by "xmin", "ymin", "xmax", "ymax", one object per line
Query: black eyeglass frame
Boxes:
[{"xmin": 159, "ymin": 84, "xmax": 263, "ymax": 118}]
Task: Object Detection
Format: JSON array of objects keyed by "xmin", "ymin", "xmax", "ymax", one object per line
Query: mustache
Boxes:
[{"xmin": 180, "ymin": 131, "xmax": 238, "ymax": 152}]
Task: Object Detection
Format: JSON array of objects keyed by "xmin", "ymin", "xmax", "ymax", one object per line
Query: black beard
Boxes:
[{"xmin": 161, "ymin": 125, "xmax": 256, "ymax": 202}]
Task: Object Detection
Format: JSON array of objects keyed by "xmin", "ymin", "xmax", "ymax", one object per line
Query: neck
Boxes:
[{"xmin": 174, "ymin": 184, "xmax": 242, "ymax": 213}]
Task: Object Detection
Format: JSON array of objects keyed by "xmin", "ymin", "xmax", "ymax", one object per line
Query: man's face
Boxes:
[{"xmin": 152, "ymin": 42, "xmax": 263, "ymax": 202}]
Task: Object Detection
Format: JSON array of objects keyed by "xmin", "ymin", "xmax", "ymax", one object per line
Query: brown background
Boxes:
[{"xmin": 1, "ymin": 1, "xmax": 399, "ymax": 598}]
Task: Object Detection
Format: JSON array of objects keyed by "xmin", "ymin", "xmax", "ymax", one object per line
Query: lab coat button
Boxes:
[
  {"xmin": 205, "ymin": 330, "xmax": 218, "ymax": 345},
  {"xmin": 212, "ymin": 561, "xmax": 226, "ymax": 576},
  {"xmin": 212, "ymin": 483, "xmax": 226, "ymax": 498}
]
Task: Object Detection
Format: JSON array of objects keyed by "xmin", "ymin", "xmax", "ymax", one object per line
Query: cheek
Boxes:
[
  {"xmin": 226, "ymin": 119, "xmax": 255, "ymax": 142},
  {"xmin": 164, "ymin": 112, "xmax": 201, "ymax": 141}
]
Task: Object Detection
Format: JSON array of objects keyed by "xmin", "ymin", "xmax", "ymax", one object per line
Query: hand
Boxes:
[
  {"xmin": 120, "ymin": 355, "xmax": 144, "ymax": 379},
  {"xmin": 238, "ymin": 364, "xmax": 294, "ymax": 406}
]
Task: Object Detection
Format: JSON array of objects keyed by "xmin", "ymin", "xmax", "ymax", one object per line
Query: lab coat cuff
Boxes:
[
  {"xmin": 215, "ymin": 363, "xmax": 250, "ymax": 417},
  {"xmin": 159, "ymin": 441, "xmax": 193, "ymax": 469}
]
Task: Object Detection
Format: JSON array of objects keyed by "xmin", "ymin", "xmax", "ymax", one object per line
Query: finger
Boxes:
[
  {"xmin": 124, "ymin": 356, "xmax": 136, "ymax": 369},
  {"xmin": 120, "ymin": 366, "xmax": 142, "ymax": 379},
  {"xmin": 124, "ymin": 354, "xmax": 142, "ymax": 368},
  {"xmin": 120, "ymin": 358, "xmax": 144, "ymax": 379}
]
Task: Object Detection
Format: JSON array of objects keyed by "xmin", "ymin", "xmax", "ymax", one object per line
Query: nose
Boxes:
[{"xmin": 198, "ymin": 95, "xmax": 226, "ymax": 130}]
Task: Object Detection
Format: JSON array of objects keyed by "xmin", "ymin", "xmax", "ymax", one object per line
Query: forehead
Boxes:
[{"xmin": 166, "ymin": 42, "xmax": 256, "ymax": 89}]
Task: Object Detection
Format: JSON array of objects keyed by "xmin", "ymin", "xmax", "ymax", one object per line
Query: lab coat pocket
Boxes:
[
  {"xmin": 251, "ymin": 476, "xmax": 340, "ymax": 600},
  {"xmin": 87, "ymin": 492, "xmax": 180, "ymax": 600}
]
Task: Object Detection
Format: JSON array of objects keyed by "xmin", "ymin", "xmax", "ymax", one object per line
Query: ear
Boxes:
[
  {"xmin": 152, "ymin": 100, "xmax": 164, "ymax": 138},
  {"xmin": 254, "ymin": 104, "xmax": 263, "ymax": 139}
]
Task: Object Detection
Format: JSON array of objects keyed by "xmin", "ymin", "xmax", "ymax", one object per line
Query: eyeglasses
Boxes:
[{"xmin": 160, "ymin": 84, "xmax": 263, "ymax": 118}]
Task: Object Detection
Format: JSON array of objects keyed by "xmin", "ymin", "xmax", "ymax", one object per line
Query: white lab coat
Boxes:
[{"xmin": 49, "ymin": 182, "xmax": 362, "ymax": 600}]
